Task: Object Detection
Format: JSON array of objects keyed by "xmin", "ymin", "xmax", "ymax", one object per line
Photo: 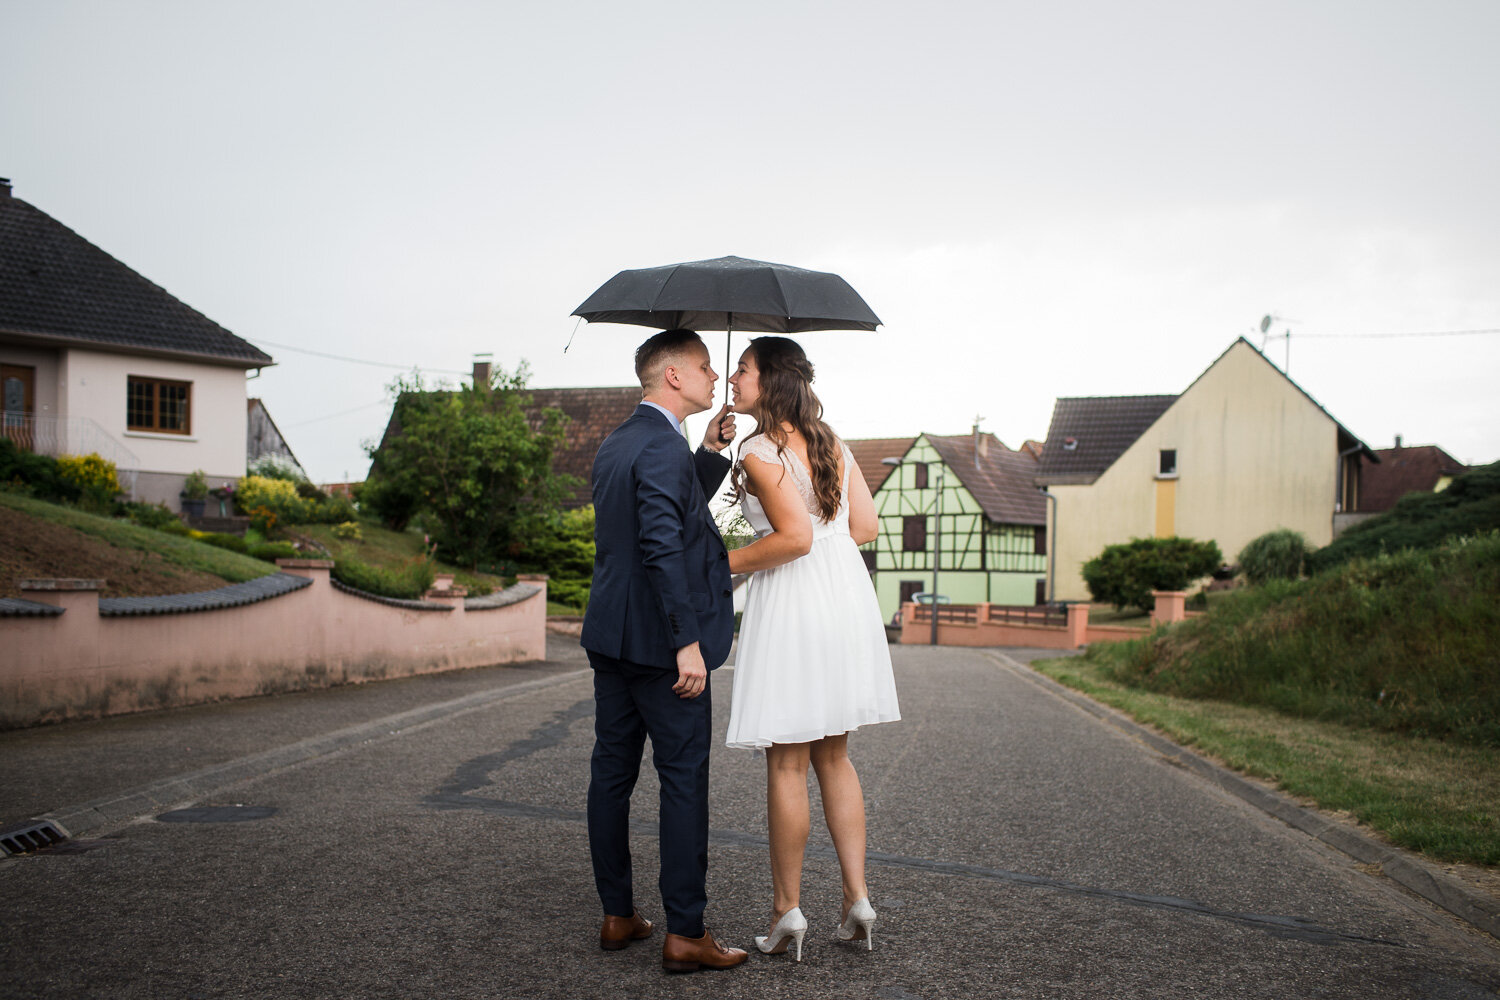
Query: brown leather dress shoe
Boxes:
[
  {"xmin": 599, "ymin": 910, "xmax": 654, "ymax": 951},
  {"xmin": 661, "ymin": 928, "xmax": 750, "ymax": 973}
]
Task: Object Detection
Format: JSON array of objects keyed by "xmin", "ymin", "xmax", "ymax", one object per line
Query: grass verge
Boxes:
[
  {"xmin": 1032, "ymin": 652, "xmax": 1500, "ymax": 869},
  {"xmin": 0, "ymin": 491, "xmax": 276, "ymax": 584},
  {"xmin": 295, "ymin": 520, "xmax": 502, "ymax": 595}
]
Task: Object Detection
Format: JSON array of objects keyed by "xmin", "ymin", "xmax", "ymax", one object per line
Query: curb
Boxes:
[
  {"xmin": 988, "ymin": 650, "xmax": 1500, "ymax": 941},
  {"xmin": 40, "ymin": 668, "xmax": 592, "ymax": 841}
]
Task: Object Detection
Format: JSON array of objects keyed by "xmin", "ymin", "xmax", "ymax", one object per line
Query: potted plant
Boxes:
[{"xmin": 181, "ymin": 469, "xmax": 209, "ymax": 518}]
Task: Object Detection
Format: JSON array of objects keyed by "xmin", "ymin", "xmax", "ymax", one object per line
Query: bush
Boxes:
[
  {"xmin": 182, "ymin": 468, "xmax": 209, "ymax": 499},
  {"xmin": 332, "ymin": 556, "xmax": 436, "ymax": 600},
  {"xmin": 236, "ymin": 475, "xmax": 311, "ymax": 525},
  {"xmin": 1308, "ymin": 460, "xmax": 1500, "ymax": 574},
  {"xmin": 0, "ymin": 439, "xmax": 80, "ymax": 503},
  {"xmin": 333, "ymin": 520, "xmax": 363, "ymax": 541},
  {"xmin": 247, "ymin": 454, "xmax": 304, "ymax": 482},
  {"xmin": 313, "ymin": 495, "xmax": 357, "ymax": 524},
  {"xmin": 198, "ymin": 532, "xmax": 249, "ymax": 554},
  {"xmin": 1238, "ymin": 529, "xmax": 1309, "ymax": 586},
  {"xmin": 513, "ymin": 505, "xmax": 595, "ymax": 610},
  {"xmin": 123, "ymin": 501, "xmax": 181, "ymax": 531},
  {"xmin": 249, "ymin": 541, "xmax": 299, "ymax": 563},
  {"xmin": 1082, "ymin": 536, "xmax": 1223, "ymax": 613}
]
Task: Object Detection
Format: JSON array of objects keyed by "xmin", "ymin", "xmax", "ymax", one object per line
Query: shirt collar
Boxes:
[{"xmin": 641, "ymin": 400, "xmax": 684, "ymax": 436}]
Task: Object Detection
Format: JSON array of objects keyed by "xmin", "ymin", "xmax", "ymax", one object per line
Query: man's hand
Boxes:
[
  {"xmin": 700, "ymin": 403, "xmax": 737, "ymax": 453},
  {"xmin": 673, "ymin": 642, "xmax": 707, "ymax": 699}
]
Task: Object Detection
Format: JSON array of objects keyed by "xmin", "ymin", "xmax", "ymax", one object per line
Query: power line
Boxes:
[
  {"xmin": 244, "ymin": 337, "xmax": 470, "ymax": 375},
  {"xmin": 1266, "ymin": 327, "xmax": 1500, "ymax": 340},
  {"xmin": 283, "ymin": 398, "xmax": 393, "ymax": 429}
]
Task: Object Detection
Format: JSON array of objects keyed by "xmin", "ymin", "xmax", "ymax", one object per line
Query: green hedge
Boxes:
[{"xmin": 332, "ymin": 557, "xmax": 436, "ymax": 600}]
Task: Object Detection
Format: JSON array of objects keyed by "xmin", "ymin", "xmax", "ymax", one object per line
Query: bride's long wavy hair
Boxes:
[{"xmin": 732, "ymin": 336, "xmax": 843, "ymax": 521}]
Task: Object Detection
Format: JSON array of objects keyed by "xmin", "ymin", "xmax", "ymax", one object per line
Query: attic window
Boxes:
[
  {"xmin": 1159, "ymin": 449, "xmax": 1177, "ymax": 476},
  {"xmin": 1063, "ymin": 437, "xmax": 1078, "ymax": 451}
]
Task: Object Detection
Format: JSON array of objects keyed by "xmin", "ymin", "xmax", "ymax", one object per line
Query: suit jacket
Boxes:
[{"xmin": 581, "ymin": 404, "xmax": 734, "ymax": 671}]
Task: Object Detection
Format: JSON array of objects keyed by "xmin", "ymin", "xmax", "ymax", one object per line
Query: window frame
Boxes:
[
  {"xmin": 902, "ymin": 514, "xmax": 927, "ymax": 552},
  {"xmin": 1158, "ymin": 448, "xmax": 1178, "ymax": 478},
  {"xmin": 127, "ymin": 375, "xmax": 193, "ymax": 436}
]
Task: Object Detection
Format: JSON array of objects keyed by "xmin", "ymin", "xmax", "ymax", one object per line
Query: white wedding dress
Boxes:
[{"xmin": 724, "ymin": 435, "xmax": 901, "ymax": 749}]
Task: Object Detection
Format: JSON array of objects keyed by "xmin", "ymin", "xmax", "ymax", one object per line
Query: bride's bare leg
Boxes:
[
  {"xmin": 765, "ymin": 742, "xmax": 812, "ymax": 919},
  {"xmin": 810, "ymin": 733, "xmax": 869, "ymax": 916}
]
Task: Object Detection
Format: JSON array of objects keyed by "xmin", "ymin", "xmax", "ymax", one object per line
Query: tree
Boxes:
[
  {"xmin": 362, "ymin": 364, "xmax": 577, "ymax": 567},
  {"xmin": 1082, "ymin": 536, "xmax": 1223, "ymax": 613}
]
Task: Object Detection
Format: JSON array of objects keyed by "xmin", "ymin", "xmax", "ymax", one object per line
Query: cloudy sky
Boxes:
[{"xmin": 6, "ymin": 0, "xmax": 1498, "ymax": 482}]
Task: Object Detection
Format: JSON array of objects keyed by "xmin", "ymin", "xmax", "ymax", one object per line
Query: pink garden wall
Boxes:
[{"xmin": 0, "ymin": 561, "xmax": 547, "ymax": 728}]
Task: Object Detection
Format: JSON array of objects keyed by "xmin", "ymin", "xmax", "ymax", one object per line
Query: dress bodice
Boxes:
[{"xmin": 738, "ymin": 435, "xmax": 852, "ymax": 541}]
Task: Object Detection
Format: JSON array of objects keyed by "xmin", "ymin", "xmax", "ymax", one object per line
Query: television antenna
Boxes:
[{"xmin": 1258, "ymin": 314, "xmax": 1298, "ymax": 372}]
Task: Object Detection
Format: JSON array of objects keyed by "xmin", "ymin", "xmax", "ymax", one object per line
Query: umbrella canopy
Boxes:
[{"xmin": 572, "ymin": 255, "xmax": 881, "ymax": 333}]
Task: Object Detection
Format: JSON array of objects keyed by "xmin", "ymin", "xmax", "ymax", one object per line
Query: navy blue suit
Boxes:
[{"xmin": 581, "ymin": 403, "xmax": 732, "ymax": 937}]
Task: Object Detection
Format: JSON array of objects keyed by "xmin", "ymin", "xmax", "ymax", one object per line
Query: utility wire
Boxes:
[
  {"xmin": 283, "ymin": 398, "xmax": 392, "ymax": 429},
  {"xmin": 244, "ymin": 337, "xmax": 470, "ymax": 375},
  {"xmin": 1265, "ymin": 327, "xmax": 1500, "ymax": 340}
]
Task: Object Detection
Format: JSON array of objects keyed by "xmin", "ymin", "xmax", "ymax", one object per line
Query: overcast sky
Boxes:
[{"xmin": 5, "ymin": 0, "xmax": 1498, "ymax": 482}]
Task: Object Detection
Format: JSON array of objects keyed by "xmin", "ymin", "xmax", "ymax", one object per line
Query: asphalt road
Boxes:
[{"xmin": 2, "ymin": 637, "xmax": 1497, "ymax": 999}]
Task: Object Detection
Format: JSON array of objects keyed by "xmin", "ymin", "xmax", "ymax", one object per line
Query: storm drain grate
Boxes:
[{"xmin": 0, "ymin": 820, "xmax": 70, "ymax": 856}]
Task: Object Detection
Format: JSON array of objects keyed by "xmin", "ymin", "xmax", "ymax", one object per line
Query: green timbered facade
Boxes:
[{"xmin": 855, "ymin": 433, "xmax": 1048, "ymax": 622}]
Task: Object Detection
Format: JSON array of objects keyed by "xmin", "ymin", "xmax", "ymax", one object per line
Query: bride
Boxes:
[{"xmin": 724, "ymin": 336, "xmax": 901, "ymax": 962}]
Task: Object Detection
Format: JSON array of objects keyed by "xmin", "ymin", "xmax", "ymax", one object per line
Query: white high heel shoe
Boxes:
[
  {"xmin": 837, "ymin": 897, "xmax": 876, "ymax": 950},
  {"xmin": 755, "ymin": 907, "xmax": 808, "ymax": 961}
]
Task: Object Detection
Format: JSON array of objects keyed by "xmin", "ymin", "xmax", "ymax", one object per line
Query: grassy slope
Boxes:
[
  {"xmin": 294, "ymin": 520, "xmax": 504, "ymax": 596},
  {"xmin": 0, "ymin": 491, "xmax": 276, "ymax": 584}
]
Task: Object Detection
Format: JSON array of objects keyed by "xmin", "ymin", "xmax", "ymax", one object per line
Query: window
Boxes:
[
  {"xmin": 902, "ymin": 515, "xmax": 927, "ymax": 552},
  {"xmin": 1159, "ymin": 449, "xmax": 1177, "ymax": 476},
  {"xmin": 1034, "ymin": 524, "xmax": 1047, "ymax": 555},
  {"xmin": 912, "ymin": 462, "xmax": 928, "ymax": 489},
  {"xmin": 861, "ymin": 549, "xmax": 877, "ymax": 572},
  {"xmin": 127, "ymin": 376, "xmax": 192, "ymax": 434}
]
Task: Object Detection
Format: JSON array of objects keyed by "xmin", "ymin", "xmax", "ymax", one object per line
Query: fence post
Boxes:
[{"xmin": 1066, "ymin": 603, "xmax": 1089, "ymax": 648}]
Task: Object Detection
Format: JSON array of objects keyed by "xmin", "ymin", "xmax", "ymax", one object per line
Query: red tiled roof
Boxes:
[
  {"xmin": 844, "ymin": 436, "xmax": 917, "ymax": 495},
  {"xmin": 927, "ymin": 432, "xmax": 1047, "ymax": 525},
  {"xmin": 0, "ymin": 187, "xmax": 272, "ymax": 367},
  {"xmin": 1359, "ymin": 444, "xmax": 1470, "ymax": 512},
  {"xmin": 524, "ymin": 387, "xmax": 643, "ymax": 507}
]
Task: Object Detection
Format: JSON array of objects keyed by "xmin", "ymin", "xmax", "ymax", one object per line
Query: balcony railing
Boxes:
[{"xmin": 2, "ymin": 414, "xmax": 141, "ymax": 497}]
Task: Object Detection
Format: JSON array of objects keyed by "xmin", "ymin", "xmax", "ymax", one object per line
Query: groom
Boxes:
[{"xmin": 580, "ymin": 329, "xmax": 747, "ymax": 974}]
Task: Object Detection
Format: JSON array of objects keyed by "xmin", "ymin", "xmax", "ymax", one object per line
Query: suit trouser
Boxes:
[{"xmin": 586, "ymin": 650, "xmax": 712, "ymax": 938}]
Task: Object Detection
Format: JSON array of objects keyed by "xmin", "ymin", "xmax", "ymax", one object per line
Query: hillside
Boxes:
[{"xmin": 0, "ymin": 492, "xmax": 275, "ymax": 599}]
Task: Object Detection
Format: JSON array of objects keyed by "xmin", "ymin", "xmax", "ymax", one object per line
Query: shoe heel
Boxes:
[
  {"xmin": 662, "ymin": 959, "xmax": 700, "ymax": 974},
  {"xmin": 791, "ymin": 927, "xmax": 805, "ymax": 962}
]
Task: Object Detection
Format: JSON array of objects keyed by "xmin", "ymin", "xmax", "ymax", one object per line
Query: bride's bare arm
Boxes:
[
  {"xmin": 847, "ymin": 457, "xmax": 878, "ymax": 545},
  {"xmin": 726, "ymin": 455, "xmax": 813, "ymax": 575}
]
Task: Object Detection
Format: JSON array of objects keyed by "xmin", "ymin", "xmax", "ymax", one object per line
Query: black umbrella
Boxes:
[
  {"xmin": 573, "ymin": 255, "xmax": 881, "ymax": 334},
  {"xmin": 572, "ymin": 255, "xmax": 880, "ymax": 405}
]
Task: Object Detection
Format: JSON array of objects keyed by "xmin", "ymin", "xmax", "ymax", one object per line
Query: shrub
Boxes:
[
  {"xmin": 247, "ymin": 454, "xmax": 304, "ymax": 482},
  {"xmin": 313, "ymin": 495, "xmax": 358, "ymax": 524},
  {"xmin": 333, "ymin": 520, "xmax": 363, "ymax": 541},
  {"xmin": 56, "ymin": 452, "xmax": 120, "ymax": 511},
  {"xmin": 0, "ymin": 439, "xmax": 80, "ymax": 503},
  {"xmin": 199, "ymin": 532, "xmax": 249, "ymax": 554},
  {"xmin": 513, "ymin": 505, "xmax": 595, "ymax": 610},
  {"xmin": 124, "ymin": 501, "xmax": 181, "ymax": 531},
  {"xmin": 332, "ymin": 556, "xmax": 435, "ymax": 600},
  {"xmin": 249, "ymin": 541, "xmax": 299, "ymax": 562},
  {"xmin": 1082, "ymin": 536, "xmax": 1223, "ymax": 613},
  {"xmin": 1238, "ymin": 529, "xmax": 1309, "ymax": 586},
  {"xmin": 1308, "ymin": 460, "xmax": 1500, "ymax": 574},
  {"xmin": 182, "ymin": 469, "xmax": 209, "ymax": 499},
  {"xmin": 236, "ymin": 475, "xmax": 311, "ymax": 525}
]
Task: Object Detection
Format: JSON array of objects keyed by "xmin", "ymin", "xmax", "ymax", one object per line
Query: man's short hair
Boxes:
[{"xmin": 635, "ymin": 329, "xmax": 705, "ymax": 390}]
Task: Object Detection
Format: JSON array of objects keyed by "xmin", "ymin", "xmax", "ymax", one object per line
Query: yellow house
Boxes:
[{"xmin": 1035, "ymin": 338, "xmax": 1376, "ymax": 602}]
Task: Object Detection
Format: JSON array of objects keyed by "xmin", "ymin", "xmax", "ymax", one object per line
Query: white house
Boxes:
[{"xmin": 0, "ymin": 178, "xmax": 273, "ymax": 508}]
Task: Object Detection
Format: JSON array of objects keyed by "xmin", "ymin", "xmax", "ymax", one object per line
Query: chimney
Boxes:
[
  {"xmin": 472, "ymin": 355, "xmax": 493, "ymax": 390},
  {"xmin": 0, "ymin": 178, "xmax": 11, "ymax": 199},
  {"xmin": 972, "ymin": 421, "xmax": 988, "ymax": 466},
  {"xmin": 1394, "ymin": 434, "xmax": 1402, "ymax": 450}
]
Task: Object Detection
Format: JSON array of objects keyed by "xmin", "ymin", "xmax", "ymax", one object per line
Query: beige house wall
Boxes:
[{"xmin": 1050, "ymin": 341, "xmax": 1340, "ymax": 601}]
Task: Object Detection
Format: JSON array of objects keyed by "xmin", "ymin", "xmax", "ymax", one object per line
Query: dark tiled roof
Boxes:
[
  {"xmin": 1359, "ymin": 445, "xmax": 1471, "ymax": 512},
  {"xmin": 1035, "ymin": 395, "xmax": 1178, "ymax": 484},
  {"xmin": 844, "ymin": 436, "xmax": 916, "ymax": 495},
  {"xmin": 927, "ymin": 433, "xmax": 1047, "ymax": 525},
  {"xmin": 0, "ymin": 191, "xmax": 272, "ymax": 366},
  {"xmin": 0, "ymin": 597, "xmax": 64, "ymax": 617},
  {"xmin": 329, "ymin": 577, "xmax": 452, "ymax": 611},
  {"xmin": 523, "ymin": 387, "xmax": 643, "ymax": 508},
  {"xmin": 97, "ymin": 572, "xmax": 308, "ymax": 616}
]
